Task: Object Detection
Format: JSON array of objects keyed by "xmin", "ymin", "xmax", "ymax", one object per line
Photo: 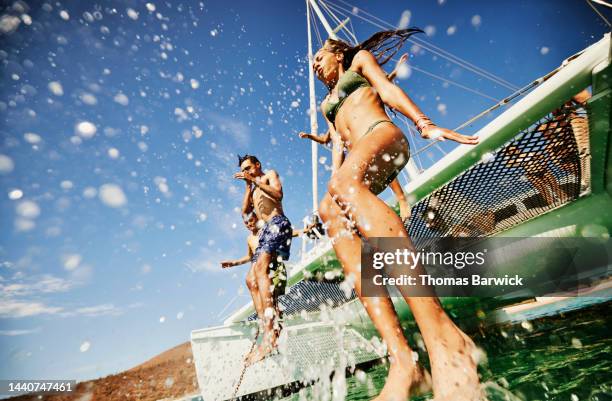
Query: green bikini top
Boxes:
[{"xmin": 323, "ymin": 70, "xmax": 371, "ymax": 125}]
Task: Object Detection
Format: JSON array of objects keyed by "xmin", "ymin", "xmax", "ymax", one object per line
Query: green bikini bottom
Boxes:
[
  {"xmin": 364, "ymin": 119, "xmax": 394, "ymax": 136},
  {"xmin": 362, "ymin": 119, "xmax": 409, "ymax": 190}
]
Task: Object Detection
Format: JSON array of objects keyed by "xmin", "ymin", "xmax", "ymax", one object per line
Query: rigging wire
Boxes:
[
  {"xmin": 309, "ymin": 2, "xmax": 325, "ymax": 47},
  {"xmin": 318, "ymin": 0, "xmax": 358, "ymax": 44},
  {"xmin": 327, "ymin": 0, "xmax": 521, "ymax": 91},
  {"xmin": 325, "ymin": 0, "xmax": 518, "ymax": 91},
  {"xmin": 406, "ymin": 62, "xmax": 501, "ymax": 102},
  {"xmin": 316, "ymin": 1, "xmax": 502, "ymax": 102},
  {"xmin": 586, "ymin": 0, "xmax": 612, "ymax": 28},
  {"xmin": 322, "ymin": 0, "xmax": 514, "ymax": 96}
]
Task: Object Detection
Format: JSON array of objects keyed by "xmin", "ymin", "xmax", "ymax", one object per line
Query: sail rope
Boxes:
[
  {"xmin": 318, "ymin": 0, "xmax": 506, "ymax": 101},
  {"xmin": 325, "ymin": 0, "xmax": 521, "ymax": 91},
  {"xmin": 309, "ymin": 3, "xmax": 325, "ymax": 47},
  {"xmin": 318, "ymin": 0, "xmax": 358, "ymax": 44}
]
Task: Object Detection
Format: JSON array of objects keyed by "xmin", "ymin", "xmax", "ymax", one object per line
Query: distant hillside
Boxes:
[{"xmin": 8, "ymin": 342, "xmax": 199, "ymax": 401}]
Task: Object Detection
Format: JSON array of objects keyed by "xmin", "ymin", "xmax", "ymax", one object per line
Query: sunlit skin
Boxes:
[
  {"xmin": 299, "ymin": 54, "xmax": 411, "ymax": 221},
  {"xmin": 220, "ymin": 214, "xmax": 315, "ymax": 357},
  {"xmin": 233, "ymin": 159, "xmax": 285, "ymax": 365},
  {"xmin": 507, "ymin": 89, "xmax": 593, "ymax": 205},
  {"xmin": 312, "ymin": 45, "xmax": 482, "ymax": 401},
  {"xmin": 220, "ymin": 215, "xmax": 265, "ymax": 327}
]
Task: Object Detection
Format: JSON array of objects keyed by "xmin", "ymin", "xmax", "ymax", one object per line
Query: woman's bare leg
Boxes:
[
  {"xmin": 319, "ymin": 194, "xmax": 430, "ymax": 401},
  {"xmin": 328, "ymin": 126, "xmax": 481, "ymax": 400}
]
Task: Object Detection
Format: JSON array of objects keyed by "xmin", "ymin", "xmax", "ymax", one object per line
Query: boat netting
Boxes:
[
  {"xmin": 407, "ymin": 105, "xmax": 589, "ymax": 239},
  {"xmin": 247, "ymin": 280, "xmax": 357, "ymax": 321},
  {"xmin": 246, "ymin": 105, "xmax": 589, "ymax": 322}
]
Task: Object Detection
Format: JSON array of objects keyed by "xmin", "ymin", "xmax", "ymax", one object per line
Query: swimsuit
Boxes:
[
  {"xmin": 323, "ymin": 70, "xmax": 370, "ymax": 125},
  {"xmin": 252, "ymin": 215, "xmax": 291, "ymax": 296},
  {"xmin": 323, "ymin": 70, "xmax": 408, "ymax": 190},
  {"xmin": 254, "ymin": 214, "xmax": 292, "ymax": 261}
]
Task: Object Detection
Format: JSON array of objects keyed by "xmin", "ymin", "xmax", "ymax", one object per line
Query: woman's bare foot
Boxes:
[
  {"xmin": 430, "ymin": 331, "xmax": 485, "ymax": 401},
  {"xmin": 372, "ymin": 360, "xmax": 431, "ymax": 401}
]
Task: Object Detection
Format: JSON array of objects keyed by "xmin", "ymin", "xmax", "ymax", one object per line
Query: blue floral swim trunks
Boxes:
[{"xmin": 254, "ymin": 214, "xmax": 292, "ymax": 261}]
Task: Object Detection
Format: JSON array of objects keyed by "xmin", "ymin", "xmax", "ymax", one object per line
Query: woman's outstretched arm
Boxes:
[{"xmin": 354, "ymin": 50, "xmax": 478, "ymax": 145}]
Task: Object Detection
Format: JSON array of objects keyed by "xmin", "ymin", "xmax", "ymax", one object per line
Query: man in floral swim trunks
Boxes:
[{"xmin": 234, "ymin": 154, "xmax": 293, "ymax": 364}]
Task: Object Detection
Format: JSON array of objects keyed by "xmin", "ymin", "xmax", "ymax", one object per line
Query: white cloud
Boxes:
[
  {"xmin": 0, "ymin": 300, "xmax": 63, "ymax": 318},
  {"xmin": 63, "ymin": 304, "xmax": 123, "ymax": 317},
  {"xmin": 0, "ymin": 327, "xmax": 40, "ymax": 336},
  {"xmin": 203, "ymin": 111, "xmax": 251, "ymax": 148},
  {"xmin": 184, "ymin": 258, "xmax": 219, "ymax": 273},
  {"xmin": 0, "ymin": 274, "xmax": 76, "ymax": 297}
]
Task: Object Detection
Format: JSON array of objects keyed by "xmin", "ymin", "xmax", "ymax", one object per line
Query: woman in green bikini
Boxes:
[
  {"xmin": 308, "ymin": 29, "xmax": 482, "ymax": 401},
  {"xmin": 300, "ymin": 53, "xmax": 412, "ymax": 221}
]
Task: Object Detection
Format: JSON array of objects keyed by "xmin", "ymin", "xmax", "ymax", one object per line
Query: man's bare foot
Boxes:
[
  {"xmin": 372, "ymin": 361, "xmax": 432, "ymax": 401},
  {"xmin": 430, "ymin": 331, "xmax": 485, "ymax": 401},
  {"xmin": 245, "ymin": 342, "xmax": 277, "ymax": 365},
  {"xmin": 243, "ymin": 343, "xmax": 258, "ymax": 363},
  {"xmin": 243, "ymin": 324, "xmax": 262, "ymax": 363}
]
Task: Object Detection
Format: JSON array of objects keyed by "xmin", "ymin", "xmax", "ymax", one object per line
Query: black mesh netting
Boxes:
[
  {"xmin": 247, "ymin": 280, "xmax": 356, "ymax": 321},
  {"xmin": 246, "ymin": 106, "xmax": 588, "ymax": 321},
  {"xmin": 408, "ymin": 106, "xmax": 587, "ymax": 239}
]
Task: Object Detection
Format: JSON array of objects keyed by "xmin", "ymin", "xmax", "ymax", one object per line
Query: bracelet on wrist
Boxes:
[{"xmin": 415, "ymin": 117, "xmax": 435, "ymax": 134}]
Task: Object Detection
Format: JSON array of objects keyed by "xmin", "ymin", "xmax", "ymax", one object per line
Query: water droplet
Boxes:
[
  {"xmin": 98, "ymin": 184, "xmax": 127, "ymax": 208},
  {"xmin": 80, "ymin": 341, "xmax": 90, "ymax": 352},
  {"xmin": 75, "ymin": 121, "xmax": 97, "ymax": 139}
]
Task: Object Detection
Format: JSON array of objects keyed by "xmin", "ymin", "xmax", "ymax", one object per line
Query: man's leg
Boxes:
[
  {"xmin": 244, "ymin": 266, "xmax": 264, "ymax": 361},
  {"xmin": 247, "ymin": 251, "xmax": 276, "ymax": 364},
  {"xmin": 246, "ymin": 266, "xmax": 264, "ymax": 323}
]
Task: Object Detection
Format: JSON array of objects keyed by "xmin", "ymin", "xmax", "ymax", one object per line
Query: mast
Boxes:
[
  {"xmin": 306, "ymin": 0, "xmax": 339, "ymax": 212},
  {"xmin": 306, "ymin": 0, "xmax": 320, "ymax": 212}
]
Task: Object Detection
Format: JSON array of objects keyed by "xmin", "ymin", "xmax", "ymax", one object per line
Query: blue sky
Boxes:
[{"xmin": 0, "ymin": 0, "xmax": 608, "ymax": 382}]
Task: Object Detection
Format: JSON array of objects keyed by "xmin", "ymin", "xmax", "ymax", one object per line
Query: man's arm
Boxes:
[
  {"xmin": 292, "ymin": 221, "xmax": 317, "ymax": 237},
  {"xmin": 253, "ymin": 170, "xmax": 283, "ymax": 201},
  {"xmin": 240, "ymin": 182, "xmax": 254, "ymax": 217},
  {"xmin": 221, "ymin": 244, "xmax": 252, "ymax": 268}
]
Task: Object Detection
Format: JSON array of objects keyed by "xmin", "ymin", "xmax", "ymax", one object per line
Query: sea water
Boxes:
[{"xmin": 278, "ymin": 299, "xmax": 611, "ymax": 401}]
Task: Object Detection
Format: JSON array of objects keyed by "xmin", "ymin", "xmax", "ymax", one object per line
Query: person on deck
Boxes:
[{"xmin": 307, "ymin": 28, "xmax": 482, "ymax": 401}]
